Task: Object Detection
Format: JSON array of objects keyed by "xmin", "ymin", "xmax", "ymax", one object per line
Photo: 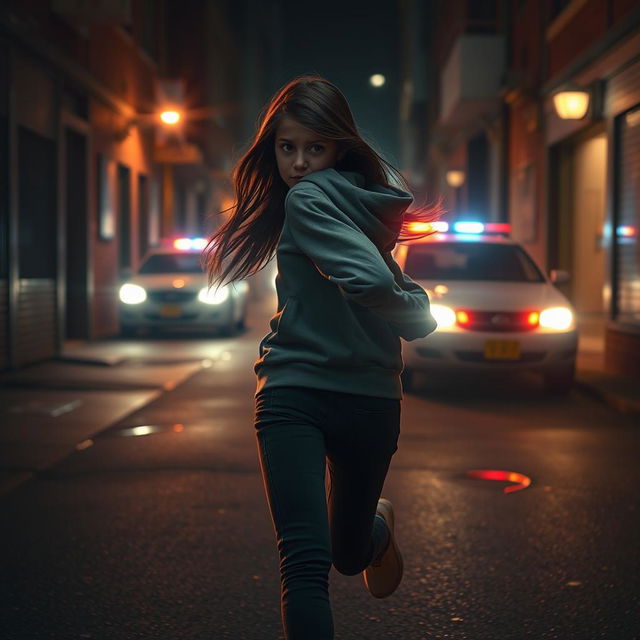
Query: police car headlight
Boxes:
[
  {"xmin": 119, "ymin": 283, "xmax": 147, "ymax": 304},
  {"xmin": 198, "ymin": 286, "xmax": 230, "ymax": 305},
  {"xmin": 539, "ymin": 307, "xmax": 574, "ymax": 331},
  {"xmin": 430, "ymin": 304, "xmax": 456, "ymax": 328}
]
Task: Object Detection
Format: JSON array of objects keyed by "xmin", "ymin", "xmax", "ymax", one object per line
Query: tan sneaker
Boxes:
[{"xmin": 363, "ymin": 498, "xmax": 403, "ymax": 598}]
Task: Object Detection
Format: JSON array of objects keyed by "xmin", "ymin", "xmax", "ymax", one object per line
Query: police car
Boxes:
[
  {"xmin": 119, "ymin": 237, "xmax": 249, "ymax": 337},
  {"xmin": 393, "ymin": 221, "xmax": 578, "ymax": 394}
]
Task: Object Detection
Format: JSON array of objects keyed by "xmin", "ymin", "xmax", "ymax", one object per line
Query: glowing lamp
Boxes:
[
  {"xmin": 553, "ymin": 90, "xmax": 589, "ymax": 120},
  {"xmin": 407, "ymin": 221, "xmax": 449, "ymax": 234},
  {"xmin": 539, "ymin": 307, "xmax": 574, "ymax": 331},
  {"xmin": 456, "ymin": 310, "xmax": 470, "ymax": 326},
  {"xmin": 119, "ymin": 283, "xmax": 147, "ymax": 304},
  {"xmin": 408, "ymin": 222, "xmax": 432, "ymax": 234},
  {"xmin": 173, "ymin": 237, "xmax": 207, "ymax": 251},
  {"xmin": 160, "ymin": 110, "xmax": 181, "ymax": 125},
  {"xmin": 484, "ymin": 223, "xmax": 511, "ymax": 235},
  {"xmin": 198, "ymin": 286, "xmax": 230, "ymax": 305},
  {"xmin": 446, "ymin": 170, "xmax": 465, "ymax": 188},
  {"xmin": 617, "ymin": 225, "xmax": 637, "ymax": 238},
  {"xmin": 430, "ymin": 304, "xmax": 456, "ymax": 328},
  {"xmin": 369, "ymin": 74, "xmax": 386, "ymax": 88},
  {"xmin": 453, "ymin": 221, "xmax": 484, "ymax": 234}
]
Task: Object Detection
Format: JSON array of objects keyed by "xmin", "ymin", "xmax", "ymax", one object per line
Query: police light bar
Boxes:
[
  {"xmin": 407, "ymin": 221, "xmax": 449, "ymax": 234},
  {"xmin": 453, "ymin": 221, "xmax": 484, "ymax": 234},
  {"xmin": 617, "ymin": 225, "xmax": 637, "ymax": 238},
  {"xmin": 408, "ymin": 221, "xmax": 510, "ymax": 236},
  {"xmin": 173, "ymin": 237, "xmax": 208, "ymax": 251},
  {"xmin": 452, "ymin": 221, "xmax": 511, "ymax": 235}
]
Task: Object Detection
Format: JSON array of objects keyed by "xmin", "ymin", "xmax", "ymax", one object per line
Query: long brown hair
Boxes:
[{"xmin": 203, "ymin": 75, "xmax": 440, "ymax": 288}]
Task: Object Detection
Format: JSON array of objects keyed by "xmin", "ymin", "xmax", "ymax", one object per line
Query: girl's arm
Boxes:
[{"xmin": 286, "ymin": 184, "xmax": 437, "ymax": 341}]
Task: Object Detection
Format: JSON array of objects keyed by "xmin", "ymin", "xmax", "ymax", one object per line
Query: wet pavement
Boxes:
[{"xmin": 0, "ymin": 297, "xmax": 639, "ymax": 639}]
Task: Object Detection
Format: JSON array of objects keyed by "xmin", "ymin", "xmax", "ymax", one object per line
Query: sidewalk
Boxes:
[
  {"xmin": 0, "ymin": 336, "xmax": 228, "ymax": 498},
  {"xmin": 574, "ymin": 314, "xmax": 640, "ymax": 418}
]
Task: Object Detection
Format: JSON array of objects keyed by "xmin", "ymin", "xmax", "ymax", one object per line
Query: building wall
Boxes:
[
  {"xmin": 508, "ymin": 0, "xmax": 640, "ymax": 376},
  {"xmin": 0, "ymin": 0, "xmax": 164, "ymax": 362},
  {"xmin": 546, "ymin": 0, "xmax": 637, "ymax": 78}
]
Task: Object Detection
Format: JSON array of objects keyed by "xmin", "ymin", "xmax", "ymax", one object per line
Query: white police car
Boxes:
[
  {"xmin": 119, "ymin": 237, "xmax": 249, "ymax": 337},
  {"xmin": 393, "ymin": 221, "xmax": 578, "ymax": 394}
]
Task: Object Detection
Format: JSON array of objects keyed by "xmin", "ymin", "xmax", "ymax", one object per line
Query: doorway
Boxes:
[
  {"xmin": 117, "ymin": 163, "xmax": 131, "ymax": 272},
  {"xmin": 549, "ymin": 131, "xmax": 607, "ymax": 313},
  {"xmin": 64, "ymin": 127, "xmax": 89, "ymax": 339},
  {"xmin": 571, "ymin": 133, "xmax": 607, "ymax": 313}
]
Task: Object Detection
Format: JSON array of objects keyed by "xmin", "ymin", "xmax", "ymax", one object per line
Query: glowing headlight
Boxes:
[
  {"xmin": 198, "ymin": 286, "xmax": 230, "ymax": 305},
  {"xmin": 539, "ymin": 306, "xmax": 574, "ymax": 331},
  {"xmin": 119, "ymin": 283, "xmax": 147, "ymax": 304},
  {"xmin": 430, "ymin": 304, "xmax": 456, "ymax": 328}
]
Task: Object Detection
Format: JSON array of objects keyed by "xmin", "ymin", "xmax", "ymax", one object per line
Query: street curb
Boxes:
[
  {"xmin": 0, "ymin": 361, "xmax": 212, "ymax": 501},
  {"xmin": 575, "ymin": 379, "xmax": 640, "ymax": 418}
]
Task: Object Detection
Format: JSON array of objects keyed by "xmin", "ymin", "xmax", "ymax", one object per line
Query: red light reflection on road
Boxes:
[{"xmin": 466, "ymin": 469, "xmax": 532, "ymax": 494}]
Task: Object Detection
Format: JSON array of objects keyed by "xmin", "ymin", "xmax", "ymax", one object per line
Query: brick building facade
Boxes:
[
  {"xmin": 425, "ymin": 0, "xmax": 640, "ymax": 378},
  {"xmin": 0, "ymin": 0, "xmax": 261, "ymax": 369}
]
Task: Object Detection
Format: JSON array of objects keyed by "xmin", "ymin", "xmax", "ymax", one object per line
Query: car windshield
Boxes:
[
  {"xmin": 404, "ymin": 242, "xmax": 545, "ymax": 282},
  {"xmin": 139, "ymin": 253, "xmax": 203, "ymax": 274}
]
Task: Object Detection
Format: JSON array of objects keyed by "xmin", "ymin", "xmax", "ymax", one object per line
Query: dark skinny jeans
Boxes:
[{"xmin": 254, "ymin": 385, "xmax": 401, "ymax": 640}]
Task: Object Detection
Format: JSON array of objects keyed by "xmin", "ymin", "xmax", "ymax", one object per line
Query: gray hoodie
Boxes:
[{"xmin": 254, "ymin": 168, "xmax": 437, "ymax": 399}]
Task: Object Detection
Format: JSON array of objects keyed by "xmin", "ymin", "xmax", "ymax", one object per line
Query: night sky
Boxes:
[{"xmin": 278, "ymin": 0, "xmax": 402, "ymax": 164}]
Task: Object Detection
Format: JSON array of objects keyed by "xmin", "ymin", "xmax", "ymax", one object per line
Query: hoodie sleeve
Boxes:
[{"xmin": 285, "ymin": 183, "xmax": 437, "ymax": 341}]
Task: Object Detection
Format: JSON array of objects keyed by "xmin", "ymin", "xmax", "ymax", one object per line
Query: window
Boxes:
[
  {"xmin": 404, "ymin": 242, "xmax": 544, "ymax": 282},
  {"xmin": 139, "ymin": 253, "xmax": 203, "ymax": 274}
]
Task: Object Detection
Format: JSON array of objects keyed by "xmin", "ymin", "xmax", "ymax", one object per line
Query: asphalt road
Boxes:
[{"xmin": 1, "ymin": 305, "xmax": 639, "ymax": 640}]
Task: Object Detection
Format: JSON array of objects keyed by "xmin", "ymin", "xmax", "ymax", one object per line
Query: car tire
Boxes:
[
  {"xmin": 400, "ymin": 367, "xmax": 414, "ymax": 393},
  {"xmin": 121, "ymin": 325, "xmax": 137, "ymax": 338},
  {"xmin": 219, "ymin": 324, "xmax": 237, "ymax": 337},
  {"xmin": 543, "ymin": 364, "xmax": 575, "ymax": 395}
]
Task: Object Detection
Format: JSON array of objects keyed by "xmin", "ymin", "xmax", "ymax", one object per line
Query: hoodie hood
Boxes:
[{"xmin": 296, "ymin": 168, "xmax": 413, "ymax": 252}]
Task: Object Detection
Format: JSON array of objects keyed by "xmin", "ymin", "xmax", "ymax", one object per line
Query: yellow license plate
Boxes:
[
  {"xmin": 160, "ymin": 304, "xmax": 183, "ymax": 318},
  {"xmin": 484, "ymin": 340, "xmax": 521, "ymax": 360}
]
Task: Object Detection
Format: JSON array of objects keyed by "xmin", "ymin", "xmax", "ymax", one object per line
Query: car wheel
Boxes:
[
  {"xmin": 121, "ymin": 325, "xmax": 137, "ymax": 338},
  {"xmin": 400, "ymin": 367, "xmax": 414, "ymax": 393},
  {"xmin": 543, "ymin": 364, "xmax": 575, "ymax": 395},
  {"xmin": 219, "ymin": 323, "xmax": 237, "ymax": 337}
]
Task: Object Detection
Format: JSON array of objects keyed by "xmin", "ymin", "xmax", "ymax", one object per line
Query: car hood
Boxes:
[{"xmin": 418, "ymin": 280, "xmax": 573, "ymax": 311}]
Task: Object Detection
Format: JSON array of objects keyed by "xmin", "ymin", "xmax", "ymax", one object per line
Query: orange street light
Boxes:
[
  {"xmin": 160, "ymin": 109, "xmax": 181, "ymax": 125},
  {"xmin": 446, "ymin": 170, "xmax": 466, "ymax": 188}
]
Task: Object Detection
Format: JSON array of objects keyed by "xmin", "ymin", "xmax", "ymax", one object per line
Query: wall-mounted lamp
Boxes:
[
  {"xmin": 446, "ymin": 170, "xmax": 466, "ymax": 188},
  {"xmin": 552, "ymin": 87, "xmax": 590, "ymax": 120}
]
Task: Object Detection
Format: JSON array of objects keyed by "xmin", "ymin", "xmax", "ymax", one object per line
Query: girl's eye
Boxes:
[{"xmin": 279, "ymin": 143, "xmax": 324, "ymax": 153}]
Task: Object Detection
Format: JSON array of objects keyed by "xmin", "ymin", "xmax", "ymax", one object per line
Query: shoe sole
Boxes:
[{"xmin": 363, "ymin": 498, "xmax": 403, "ymax": 598}]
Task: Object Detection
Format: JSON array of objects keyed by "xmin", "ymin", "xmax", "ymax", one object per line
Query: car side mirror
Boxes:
[{"xmin": 550, "ymin": 269, "xmax": 570, "ymax": 284}]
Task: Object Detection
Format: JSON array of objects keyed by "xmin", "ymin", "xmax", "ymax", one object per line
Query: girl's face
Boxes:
[{"xmin": 274, "ymin": 115, "xmax": 341, "ymax": 188}]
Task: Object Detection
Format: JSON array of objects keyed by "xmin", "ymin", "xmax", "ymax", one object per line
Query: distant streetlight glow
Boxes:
[
  {"xmin": 369, "ymin": 74, "xmax": 386, "ymax": 88},
  {"xmin": 160, "ymin": 109, "xmax": 181, "ymax": 125},
  {"xmin": 553, "ymin": 90, "xmax": 590, "ymax": 119},
  {"xmin": 446, "ymin": 170, "xmax": 466, "ymax": 188}
]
